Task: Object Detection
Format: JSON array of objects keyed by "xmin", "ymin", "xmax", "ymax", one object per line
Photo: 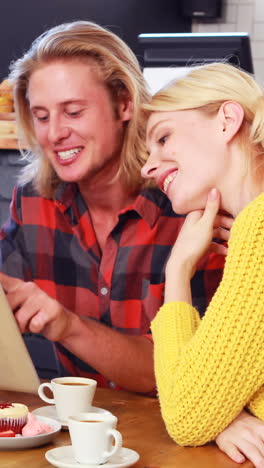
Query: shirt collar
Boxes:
[
  {"xmin": 53, "ymin": 183, "xmax": 169, "ymax": 228},
  {"xmin": 119, "ymin": 188, "xmax": 169, "ymax": 228},
  {"xmin": 53, "ymin": 182, "xmax": 78, "ymax": 212}
]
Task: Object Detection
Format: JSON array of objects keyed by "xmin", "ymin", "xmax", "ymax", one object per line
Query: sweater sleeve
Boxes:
[{"xmin": 151, "ymin": 194, "xmax": 264, "ymax": 446}]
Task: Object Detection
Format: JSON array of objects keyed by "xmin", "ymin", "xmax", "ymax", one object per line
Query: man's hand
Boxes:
[
  {"xmin": 0, "ymin": 272, "xmax": 73, "ymax": 342},
  {"xmin": 216, "ymin": 410, "xmax": 264, "ymax": 467}
]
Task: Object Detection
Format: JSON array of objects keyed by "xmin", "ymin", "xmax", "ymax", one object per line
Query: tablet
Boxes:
[{"xmin": 0, "ymin": 283, "xmax": 40, "ymax": 393}]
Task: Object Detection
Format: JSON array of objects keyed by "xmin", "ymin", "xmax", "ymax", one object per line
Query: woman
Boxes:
[{"xmin": 141, "ymin": 62, "xmax": 264, "ymax": 466}]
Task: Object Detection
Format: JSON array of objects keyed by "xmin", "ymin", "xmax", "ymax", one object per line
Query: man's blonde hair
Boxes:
[{"xmin": 9, "ymin": 21, "xmax": 150, "ymax": 197}]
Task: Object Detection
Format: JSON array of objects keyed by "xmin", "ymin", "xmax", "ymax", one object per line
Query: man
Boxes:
[{"xmin": 0, "ymin": 21, "xmax": 224, "ymax": 393}]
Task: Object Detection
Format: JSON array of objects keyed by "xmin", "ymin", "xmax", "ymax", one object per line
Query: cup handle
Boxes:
[
  {"xmin": 38, "ymin": 382, "xmax": 55, "ymax": 404},
  {"xmin": 104, "ymin": 429, "xmax": 122, "ymax": 460}
]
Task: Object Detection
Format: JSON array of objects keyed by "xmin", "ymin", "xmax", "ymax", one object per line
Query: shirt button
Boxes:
[
  {"xmin": 109, "ymin": 381, "xmax": 116, "ymax": 389},
  {"xmin": 100, "ymin": 287, "xmax": 108, "ymax": 296}
]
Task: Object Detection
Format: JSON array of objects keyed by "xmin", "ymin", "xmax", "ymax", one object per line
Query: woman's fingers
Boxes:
[
  {"xmin": 217, "ymin": 436, "xmax": 264, "ymax": 467},
  {"xmin": 202, "ymin": 188, "xmax": 221, "ymax": 225},
  {"xmin": 217, "ymin": 440, "xmax": 245, "ymax": 463},
  {"xmin": 216, "ymin": 411, "xmax": 264, "ymax": 468},
  {"xmin": 238, "ymin": 439, "xmax": 264, "ymax": 468}
]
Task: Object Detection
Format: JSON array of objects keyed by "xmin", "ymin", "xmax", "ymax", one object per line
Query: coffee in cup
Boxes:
[
  {"xmin": 68, "ymin": 412, "xmax": 122, "ymax": 464},
  {"xmin": 38, "ymin": 376, "xmax": 97, "ymax": 422}
]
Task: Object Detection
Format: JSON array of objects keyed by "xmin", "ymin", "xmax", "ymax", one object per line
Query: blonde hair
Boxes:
[
  {"xmin": 9, "ymin": 21, "xmax": 150, "ymax": 197},
  {"xmin": 144, "ymin": 62, "xmax": 264, "ymax": 183}
]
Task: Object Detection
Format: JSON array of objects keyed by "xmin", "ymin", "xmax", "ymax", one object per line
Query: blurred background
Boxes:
[{"xmin": 0, "ymin": 0, "xmax": 263, "ymax": 83}]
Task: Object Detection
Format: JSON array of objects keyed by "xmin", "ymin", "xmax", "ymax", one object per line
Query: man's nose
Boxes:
[{"xmin": 48, "ymin": 117, "xmax": 71, "ymax": 143}]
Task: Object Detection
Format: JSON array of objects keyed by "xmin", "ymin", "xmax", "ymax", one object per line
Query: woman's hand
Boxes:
[
  {"xmin": 164, "ymin": 188, "xmax": 233, "ymax": 304},
  {"xmin": 166, "ymin": 188, "xmax": 232, "ymax": 279},
  {"xmin": 216, "ymin": 410, "xmax": 264, "ymax": 467},
  {"xmin": 0, "ymin": 272, "xmax": 74, "ymax": 342}
]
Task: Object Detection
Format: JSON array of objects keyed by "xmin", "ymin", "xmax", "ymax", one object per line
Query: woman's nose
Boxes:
[{"xmin": 141, "ymin": 156, "xmax": 159, "ymax": 180}]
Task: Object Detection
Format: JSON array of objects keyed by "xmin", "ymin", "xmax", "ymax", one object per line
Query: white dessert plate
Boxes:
[
  {"xmin": 45, "ymin": 445, "xmax": 140, "ymax": 468},
  {"xmin": 0, "ymin": 415, "xmax": 61, "ymax": 450},
  {"xmin": 32, "ymin": 405, "xmax": 111, "ymax": 429}
]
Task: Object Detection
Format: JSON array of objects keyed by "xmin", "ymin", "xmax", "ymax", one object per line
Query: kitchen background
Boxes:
[{"xmin": 193, "ymin": 0, "xmax": 264, "ymax": 83}]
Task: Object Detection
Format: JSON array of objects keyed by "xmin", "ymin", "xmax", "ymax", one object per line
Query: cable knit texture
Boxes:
[{"xmin": 151, "ymin": 193, "xmax": 264, "ymax": 446}]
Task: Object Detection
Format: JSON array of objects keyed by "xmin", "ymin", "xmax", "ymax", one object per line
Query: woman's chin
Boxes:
[
  {"xmin": 171, "ymin": 200, "xmax": 205, "ymax": 215},
  {"xmin": 171, "ymin": 203, "xmax": 189, "ymax": 215},
  {"xmin": 170, "ymin": 197, "xmax": 191, "ymax": 215}
]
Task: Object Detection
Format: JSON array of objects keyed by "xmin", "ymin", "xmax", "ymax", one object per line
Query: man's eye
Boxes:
[
  {"xmin": 35, "ymin": 115, "xmax": 48, "ymax": 122},
  {"xmin": 66, "ymin": 110, "xmax": 82, "ymax": 117}
]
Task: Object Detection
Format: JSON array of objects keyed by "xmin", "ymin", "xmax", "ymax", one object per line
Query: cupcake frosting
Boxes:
[
  {"xmin": 22, "ymin": 413, "xmax": 52, "ymax": 436},
  {"xmin": 0, "ymin": 403, "xmax": 28, "ymax": 419}
]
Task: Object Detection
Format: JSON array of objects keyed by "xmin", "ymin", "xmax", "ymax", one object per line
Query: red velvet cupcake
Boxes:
[{"xmin": 0, "ymin": 403, "xmax": 28, "ymax": 434}]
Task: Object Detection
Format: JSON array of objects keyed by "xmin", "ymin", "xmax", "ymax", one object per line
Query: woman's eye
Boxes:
[{"xmin": 158, "ymin": 135, "xmax": 168, "ymax": 145}]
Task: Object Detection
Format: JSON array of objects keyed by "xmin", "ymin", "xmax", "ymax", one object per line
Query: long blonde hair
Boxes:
[
  {"xmin": 144, "ymin": 62, "xmax": 264, "ymax": 184},
  {"xmin": 9, "ymin": 21, "xmax": 150, "ymax": 197}
]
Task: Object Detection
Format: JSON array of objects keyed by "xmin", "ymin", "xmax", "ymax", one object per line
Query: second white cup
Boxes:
[
  {"xmin": 68, "ymin": 412, "xmax": 122, "ymax": 464},
  {"xmin": 38, "ymin": 376, "xmax": 97, "ymax": 422}
]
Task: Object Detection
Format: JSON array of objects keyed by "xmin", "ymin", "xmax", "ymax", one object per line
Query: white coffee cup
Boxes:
[
  {"xmin": 38, "ymin": 376, "xmax": 97, "ymax": 422},
  {"xmin": 68, "ymin": 412, "xmax": 122, "ymax": 464}
]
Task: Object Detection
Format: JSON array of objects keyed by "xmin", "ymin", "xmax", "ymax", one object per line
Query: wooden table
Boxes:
[{"xmin": 0, "ymin": 387, "xmax": 253, "ymax": 468}]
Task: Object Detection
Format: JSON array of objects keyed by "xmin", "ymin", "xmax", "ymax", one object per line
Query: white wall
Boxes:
[{"xmin": 192, "ymin": 0, "xmax": 264, "ymax": 84}]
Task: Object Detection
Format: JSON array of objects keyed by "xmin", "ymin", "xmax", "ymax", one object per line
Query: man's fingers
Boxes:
[
  {"xmin": 213, "ymin": 227, "xmax": 230, "ymax": 242},
  {"xmin": 29, "ymin": 311, "xmax": 47, "ymax": 334},
  {"xmin": 209, "ymin": 242, "xmax": 228, "ymax": 256},
  {"xmin": 0, "ymin": 272, "xmax": 22, "ymax": 292},
  {"xmin": 215, "ymin": 214, "xmax": 233, "ymax": 230}
]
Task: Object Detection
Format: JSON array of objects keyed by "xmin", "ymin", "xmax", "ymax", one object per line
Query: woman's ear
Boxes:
[{"xmin": 218, "ymin": 101, "xmax": 244, "ymax": 142}]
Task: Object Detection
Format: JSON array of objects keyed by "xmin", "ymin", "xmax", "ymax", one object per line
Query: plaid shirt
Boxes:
[{"xmin": 0, "ymin": 182, "xmax": 224, "ymax": 388}]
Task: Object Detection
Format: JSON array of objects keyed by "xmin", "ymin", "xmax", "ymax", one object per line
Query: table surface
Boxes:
[{"xmin": 0, "ymin": 387, "xmax": 252, "ymax": 468}]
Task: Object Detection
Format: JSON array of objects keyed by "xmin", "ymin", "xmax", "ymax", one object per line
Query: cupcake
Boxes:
[{"xmin": 0, "ymin": 403, "xmax": 28, "ymax": 434}]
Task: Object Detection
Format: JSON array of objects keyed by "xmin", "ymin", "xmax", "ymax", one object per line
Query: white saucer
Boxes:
[
  {"xmin": 0, "ymin": 415, "xmax": 61, "ymax": 450},
  {"xmin": 32, "ymin": 406, "xmax": 111, "ymax": 430},
  {"xmin": 45, "ymin": 445, "xmax": 139, "ymax": 468}
]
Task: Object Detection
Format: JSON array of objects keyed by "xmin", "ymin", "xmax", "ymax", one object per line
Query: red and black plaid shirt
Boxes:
[{"xmin": 0, "ymin": 182, "xmax": 224, "ymax": 388}]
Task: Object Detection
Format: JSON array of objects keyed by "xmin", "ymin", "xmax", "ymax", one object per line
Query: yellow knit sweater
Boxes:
[{"xmin": 151, "ymin": 193, "xmax": 264, "ymax": 446}]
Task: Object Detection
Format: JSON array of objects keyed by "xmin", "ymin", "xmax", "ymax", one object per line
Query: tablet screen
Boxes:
[{"xmin": 0, "ymin": 283, "xmax": 40, "ymax": 393}]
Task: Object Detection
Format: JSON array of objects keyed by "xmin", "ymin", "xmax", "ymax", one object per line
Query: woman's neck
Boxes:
[{"xmin": 221, "ymin": 172, "xmax": 262, "ymax": 218}]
